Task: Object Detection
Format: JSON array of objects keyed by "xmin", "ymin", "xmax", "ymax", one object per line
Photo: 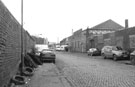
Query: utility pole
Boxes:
[{"xmin": 21, "ymin": 0, "xmax": 24, "ymax": 75}]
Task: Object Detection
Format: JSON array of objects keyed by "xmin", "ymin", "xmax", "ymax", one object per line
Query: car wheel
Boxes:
[
  {"xmin": 113, "ymin": 54, "xmax": 117, "ymax": 61},
  {"xmin": 91, "ymin": 53, "xmax": 93, "ymax": 56},
  {"xmin": 130, "ymin": 57, "xmax": 135, "ymax": 65},
  {"xmin": 102, "ymin": 53, "xmax": 106, "ymax": 59}
]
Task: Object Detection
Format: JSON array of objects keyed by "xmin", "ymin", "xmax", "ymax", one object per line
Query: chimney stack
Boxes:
[{"xmin": 125, "ymin": 19, "xmax": 128, "ymax": 29}]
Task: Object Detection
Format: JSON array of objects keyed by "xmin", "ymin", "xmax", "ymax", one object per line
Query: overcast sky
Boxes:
[{"xmin": 2, "ymin": 0, "xmax": 135, "ymax": 42}]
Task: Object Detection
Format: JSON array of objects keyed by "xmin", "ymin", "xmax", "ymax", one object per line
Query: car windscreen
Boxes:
[
  {"xmin": 112, "ymin": 47, "xmax": 118, "ymax": 51},
  {"xmin": 112, "ymin": 46, "xmax": 122, "ymax": 51},
  {"xmin": 116, "ymin": 46, "xmax": 123, "ymax": 50},
  {"xmin": 42, "ymin": 49, "xmax": 52, "ymax": 52},
  {"xmin": 89, "ymin": 48, "xmax": 97, "ymax": 52}
]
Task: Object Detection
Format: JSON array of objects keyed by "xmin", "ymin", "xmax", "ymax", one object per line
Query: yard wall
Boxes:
[{"xmin": 0, "ymin": 1, "xmax": 35, "ymax": 86}]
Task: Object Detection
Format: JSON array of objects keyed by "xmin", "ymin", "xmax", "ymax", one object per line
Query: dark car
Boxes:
[
  {"xmin": 130, "ymin": 50, "xmax": 135, "ymax": 65},
  {"xmin": 87, "ymin": 48, "xmax": 101, "ymax": 56},
  {"xmin": 40, "ymin": 49, "xmax": 56, "ymax": 63}
]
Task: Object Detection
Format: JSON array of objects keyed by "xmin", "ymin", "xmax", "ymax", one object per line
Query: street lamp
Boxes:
[{"xmin": 20, "ymin": 0, "xmax": 24, "ymax": 75}]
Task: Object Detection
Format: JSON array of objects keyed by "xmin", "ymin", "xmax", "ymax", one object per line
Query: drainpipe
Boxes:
[{"xmin": 86, "ymin": 27, "xmax": 89, "ymax": 51}]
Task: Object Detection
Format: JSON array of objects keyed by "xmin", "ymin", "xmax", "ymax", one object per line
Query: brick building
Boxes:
[
  {"xmin": 31, "ymin": 35, "xmax": 45, "ymax": 44},
  {"xmin": 86, "ymin": 19, "xmax": 124, "ymax": 51},
  {"xmin": 60, "ymin": 19, "xmax": 126, "ymax": 52},
  {"xmin": 102, "ymin": 26, "xmax": 135, "ymax": 51},
  {"xmin": 71, "ymin": 29, "xmax": 82, "ymax": 52},
  {"xmin": 93, "ymin": 19, "xmax": 135, "ymax": 51},
  {"xmin": 60, "ymin": 38, "xmax": 67, "ymax": 45},
  {"xmin": 61, "ymin": 19, "xmax": 124, "ymax": 52},
  {"xmin": 67, "ymin": 29, "xmax": 87, "ymax": 52}
]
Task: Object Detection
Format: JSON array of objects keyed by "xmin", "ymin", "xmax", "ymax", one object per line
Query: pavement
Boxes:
[
  {"xmin": 14, "ymin": 63, "xmax": 71, "ymax": 87},
  {"xmin": 12, "ymin": 52, "xmax": 133, "ymax": 87}
]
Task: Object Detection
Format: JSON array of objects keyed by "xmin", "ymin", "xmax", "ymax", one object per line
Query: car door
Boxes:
[
  {"xmin": 105, "ymin": 46, "xmax": 113, "ymax": 57},
  {"xmin": 108, "ymin": 47, "xmax": 114, "ymax": 57}
]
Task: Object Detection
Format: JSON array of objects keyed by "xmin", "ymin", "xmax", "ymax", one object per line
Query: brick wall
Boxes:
[
  {"xmin": 122, "ymin": 27, "xmax": 135, "ymax": 51},
  {"xmin": 0, "ymin": 1, "xmax": 35, "ymax": 87},
  {"xmin": 70, "ymin": 29, "xmax": 83, "ymax": 52},
  {"xmin": 94, "ymin": 27, "xmax": 135, "ymax": 51},
  {"xmin": 24, "ymin": 31, "xmax": 35, "ymax": 53},
  {"xmin": 31, "ymin": 36, "xmax": 44, "ymax": 44}
]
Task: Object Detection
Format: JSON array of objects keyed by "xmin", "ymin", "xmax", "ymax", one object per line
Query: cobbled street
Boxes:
[{"xmin": 55, "ymin": 52, "xmax": 135, "ymax": 87}]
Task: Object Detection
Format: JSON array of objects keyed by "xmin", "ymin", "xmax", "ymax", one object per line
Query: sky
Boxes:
[{"xmin": 2, "ymin": 0, "xmax": 135, "ymax": 42}]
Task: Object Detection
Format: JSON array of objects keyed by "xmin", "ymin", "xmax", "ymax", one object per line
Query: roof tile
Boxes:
[{"xmin": 91, "ymin": 19, "xmax": 124, "ymax": 30}]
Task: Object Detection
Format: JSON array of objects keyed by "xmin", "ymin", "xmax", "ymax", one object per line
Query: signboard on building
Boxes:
[
  {"xmin": 129, "ymin": 35, "xmax": 135, "ymax": 48},
  {"xmin": 116, "ymin": 36, "xmax": 123, "ymax": 48}
]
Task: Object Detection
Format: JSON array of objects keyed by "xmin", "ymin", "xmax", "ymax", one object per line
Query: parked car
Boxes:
[
  {"xmin": 35, "ymin": 44, "xmax": 49, "ymax": 56},
  {"xmin": 60, "ymin": 46, "xmax": 65, "ymax": 51},
  {"xmin": 40, "ymin": 48, "xmax": 56, "ymax": 63},
  {"xmin": 101, "ymin": 46, "xmax": 129, "ymax": 61},
  {"xmin": 87, "ymin": 48, "xmax": 101, "ymax": 56},
  {"xmin": 130, "ymin": 50, "xmax": 135, "ymax": 65},
  {"xmin": 35, "ymin": 51, "xmax": 41, "ymax": 56},
  {"xmin": 55, "ymin": 46, "xmax": 61, "ymax": 51}
]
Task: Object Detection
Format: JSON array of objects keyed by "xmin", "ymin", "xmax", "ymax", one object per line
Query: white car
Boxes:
[
  {"xmin": 60, "ymin": 46, "xmax": 65, "ymax": 51},
  {"xmin": 35, "ymin": 44, "xmax": 49, "ymax": 56},
  {"xmin": 55, "ymin": 47, "xmax": 61, "ymax": 51},
  {"xmin": 101, "ymin": 46, "xmax": 129, "ymax": 61}
]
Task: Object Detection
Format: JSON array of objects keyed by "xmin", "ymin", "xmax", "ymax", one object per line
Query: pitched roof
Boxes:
[{"xmin": 91, "ymin": 19, "xmax": 124, "ymax": 30}]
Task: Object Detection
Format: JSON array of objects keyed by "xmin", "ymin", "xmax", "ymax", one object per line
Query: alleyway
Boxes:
[{"xmin": 55, "ymin": 52, "xmax": 135, "ymax": 87}]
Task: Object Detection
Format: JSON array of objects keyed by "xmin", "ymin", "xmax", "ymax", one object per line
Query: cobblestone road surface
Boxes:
[{"xmin": 55, "ymin": 52, "xmax": 135, "ymax": 87}]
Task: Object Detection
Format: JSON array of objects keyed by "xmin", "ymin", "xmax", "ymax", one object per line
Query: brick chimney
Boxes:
[{"xmin": 125, "ymin": 19, "xmax": 128, "ymax": 29}]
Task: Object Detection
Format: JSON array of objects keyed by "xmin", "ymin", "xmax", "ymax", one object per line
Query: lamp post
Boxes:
[{"xmin": 20, "ymin": 0, "xmax": 24, "ymax": 75}]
